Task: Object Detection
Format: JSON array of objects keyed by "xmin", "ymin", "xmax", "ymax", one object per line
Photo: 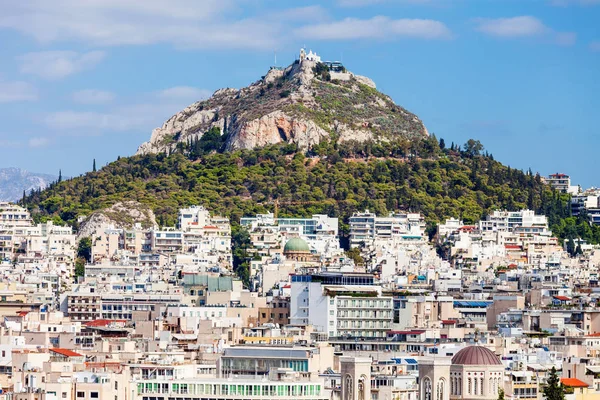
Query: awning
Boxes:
[
  {"xmin": 586, "ymin": 366, "xmax": 600, "ymax": 373},
  {"xmin": 527, "ymin": 364, "xmax": 548, "ymax": 371}
]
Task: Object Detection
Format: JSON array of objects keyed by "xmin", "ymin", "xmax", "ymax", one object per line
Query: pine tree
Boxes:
[
  {"xmin": 439, "ymin": 138, "xmax": 446, "ymax": 150},
  {"xmin": 543, "ymin": 367, "xmax": 565, "ymax": 400},
  {"xmin": 92, "ymin": 159, "xmax": 97, "ymax": 172},
  {"xmin": 58, "ymin": 169, "xmax": 62, "ymax": 183}
]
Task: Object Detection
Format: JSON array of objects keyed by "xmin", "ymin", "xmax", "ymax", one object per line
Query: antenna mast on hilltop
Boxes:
[{"xmin": 274, "ymin": 51, "xmax": 277, "ymax": 66}]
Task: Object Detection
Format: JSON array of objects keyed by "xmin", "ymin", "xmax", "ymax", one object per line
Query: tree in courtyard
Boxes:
[
  {"xmin": 77, "ymin": 237, "xmax": 92, "ymax": 263},
  {"xmin": 543, "ymin": 367, "xmax": 565, "ymax": 400},
  {"xmin": 497, "ymin": 388, "xmax": 505, "ymax": 400}
]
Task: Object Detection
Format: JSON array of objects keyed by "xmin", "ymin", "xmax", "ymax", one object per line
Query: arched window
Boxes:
[
  {"xmin": 474, "ymin": 378, "xmax": 478, "ymax": 396},
  {"xmin": 437, "ymin": 379, "xmax": 445, "ymax": 400},
  {"xmin": 450, "ymin": 377, "xmax": 454, "ymax": 396},
  {"xmin": 458, "ymin": 378, "xmax": 462, "ymax": 396},
  {"xmin": 468, "ymin": 378, "xmax": 472, "ymax": 395},
  {"xmin": 480, "ymin": 378, "xmax": 484, "ymax": 395},
  {"xmin": 424, "ymin": 378, "xmax": 432, "ymax": 400}
]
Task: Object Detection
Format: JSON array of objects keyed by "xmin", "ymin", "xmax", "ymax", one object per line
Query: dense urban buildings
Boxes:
[{"xmin": 2, "ymin": 192, "xmax": 600, "ymax": 400}]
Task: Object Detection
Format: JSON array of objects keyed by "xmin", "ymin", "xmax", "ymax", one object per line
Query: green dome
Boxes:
[{"xmin": 284, "ymin": 237, "xmax": 310, "ymax": 253}]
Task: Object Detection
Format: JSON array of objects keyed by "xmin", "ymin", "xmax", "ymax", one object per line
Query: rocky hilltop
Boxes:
[
  {"xmin": 136, "ymin": 54, "xmax": 428, "ymax": 155},
  {"xmin": 77, "ymin": 201, "xmax": 157, "ymax": 239}
]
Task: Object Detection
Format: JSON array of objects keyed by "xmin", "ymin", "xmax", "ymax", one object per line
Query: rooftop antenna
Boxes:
[{"xmin": 274, "ymin": 51, "xmax": 277, "ymax": 67}]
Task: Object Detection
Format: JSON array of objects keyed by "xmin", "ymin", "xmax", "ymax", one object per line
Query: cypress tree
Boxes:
[{"xmin": 543, "ymin": 367, "xmax": 565, "ymax": 400}]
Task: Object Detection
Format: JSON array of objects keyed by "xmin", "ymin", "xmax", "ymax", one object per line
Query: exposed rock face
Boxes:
[
  {"xmin": 136, "ymin": 58, "xmax": 428, "ymax": 156},
  {"xmin": 227, "ymin": 111, "xmax": 330, "ymax": 150},
  {"xmin": 77, "ymin": 201, "xmax": 157, "ymax": 239}
]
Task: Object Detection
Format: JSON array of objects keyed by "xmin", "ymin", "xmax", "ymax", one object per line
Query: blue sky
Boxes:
[{"xmin": 0, "ymin": 0, "xmax": 598, "ymax": 186}]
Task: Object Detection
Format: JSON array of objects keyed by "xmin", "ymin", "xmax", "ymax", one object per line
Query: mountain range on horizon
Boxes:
[{"xmin": 0, "ymin": 168, "xmax": 58, "ymax": 203}]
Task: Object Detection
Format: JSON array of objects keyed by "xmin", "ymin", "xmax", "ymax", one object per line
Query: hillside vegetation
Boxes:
[{"xmin": 23, "ymin": 134, "xmax": 596, "ymax": 246}]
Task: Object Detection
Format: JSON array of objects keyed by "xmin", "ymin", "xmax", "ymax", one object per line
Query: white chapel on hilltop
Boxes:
[{"xmin": 300, "ymin": 47, "xmax": 321, "ymax": 62}]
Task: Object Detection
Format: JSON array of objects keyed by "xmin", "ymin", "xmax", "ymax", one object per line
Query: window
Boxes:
[
  {"xmin": 90, "ymin": 392, "xmax": 99, "ymax": 398},
  {"xmin": 115, "ymin": 381, "xmax": 118, "ymax": 390},
  {"xmin": 76, "ymin": 393, "xmax": 85, "ymax": 398},
  {"xmin": 424, "ymin": 378, "xmax": 432, "ymax": 400},
  {"xmin": 62, "ymin": 393, "xmax": 67, "ymax": 399}
]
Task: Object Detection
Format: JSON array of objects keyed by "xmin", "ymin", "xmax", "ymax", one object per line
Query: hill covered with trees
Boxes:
[{"xmin": 22, "ymin": 134, "xmax": 596, "ymax": 247}]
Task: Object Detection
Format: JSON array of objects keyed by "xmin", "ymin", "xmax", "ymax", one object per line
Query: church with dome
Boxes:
[
  {"xmin": 283, "ymin": 237, "xmax": 319, "ymax": 263},
  {"xmin": 419, "ymin": 346, "xmax": 504, "ymax": 400}
]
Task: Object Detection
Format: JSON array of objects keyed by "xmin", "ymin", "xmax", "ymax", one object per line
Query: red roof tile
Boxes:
[
  {"xmin": 50, "ymin": 348, "xmax": 83, "ymax": 358},
  {"xmin": 561, "ymin": 378, "xmax": 589, "ymax": 388},
  {"xmin": 554, "ymin": 296, "xmax": 571, "ymax": 301},
  {"xmin": 83, "ymin": 319, "xmax": 127, "ymax": 327},
  {"xmin": 388, "ymin": 330, "xmax": 426, "ymax": 335}
]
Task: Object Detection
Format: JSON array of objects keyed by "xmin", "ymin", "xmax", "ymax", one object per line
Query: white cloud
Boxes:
[
  {"xmin": 549, "ymin": 0, "xmax": 600, "ymax": 6},
  {"xmin": 28, "ymin": 137, "xmax": 50, "ymax": 148},
  {"xmin": 474, "ymin": 16, "xmax": 547, "ymax": 38},
  {"xmin": 0, "ymin": 0, "xmax": 280, "ymax": 50},
  {"xmin": 338, "ymin": 0, "xmax": 432, "ymax": 6},
  {"xmin": 72, "ymin": 89, "xmax": 115, "ymax": 104},
  {"xmin": 474, "ymin": 16, "xmax": 576, "ymax": 46},
  {"xmin": 555, "ymin": 32, "xmax": 577, "ymax": 46},
  {"xmin": 157, "ymin": 87, "xmax": 212, "ymax": 102},
  {"xmin": 0, "ymin": 81, "xmax": 38, "ymax": 103},
  {"xmin": 18, "ymin": 51, "xmax": 106, "ymax": 80},
  {"xmin": 0, "ymin": 139, "xmax": 23, "ymax": 148},
  {"xmin": 44, "ymin": 86, "xmax": 212, "ymax": 135},
  {"xmin": 591, "ymin": 41, "xmax": 600, "ymax": 51},
  {"xmin": 295, "ymin": 16, "xmax": 452, "ymax": 41},
  {"xmin": 45, "ymin": 111, "xmax": 134, "ymax": 132}
]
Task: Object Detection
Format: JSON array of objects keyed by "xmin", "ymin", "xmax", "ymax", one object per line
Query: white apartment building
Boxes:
[
  {"xmin": 546, "ymin": 173, "xmax": 579, "ymax": 194},
  {"xmin": 478, "ymin": 210, "xmax": 548, "ymax": 233},
  {"xmin": 572, "ymin": 188, "xmax": 600, "ymax": 225},
  {"xmin": 0, "ymin": 202, "xmax": 33, "ymax": 261},
  {"xmin": 349, "ymin": 210, "xmax": 425, "ymax": 248},
  {"xmin": 290, "ymin": 273, "xmax": 393, "ymax": 338},
  {"xmin": 23, "ymin": 222, "xmax": 76, "ymax": 259}
]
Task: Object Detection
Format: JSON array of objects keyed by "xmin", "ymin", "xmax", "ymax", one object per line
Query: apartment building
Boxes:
[
  {"xmin": 290, "ymin": 272, "xmax": 393, "ymax": 338},
  {"xmin": 349, "ymin": 210, "xmax": 425, "ymax": 248}
]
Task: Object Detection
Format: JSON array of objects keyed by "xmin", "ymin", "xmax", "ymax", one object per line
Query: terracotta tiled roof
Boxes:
[
  {"xmin": 50, "ymin": 348, "xmax": 83, "ymax": 358},
  {"xmin": 554, "ymin": 296, "xmax": 571, "ymax": 301},
  {"xmin": 84, "ymin": 319, "xmax": 126, "ymax": 327},
  {"xmin": 561, "ymin": 378, "xmax": 589, "ymax": 388}
]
